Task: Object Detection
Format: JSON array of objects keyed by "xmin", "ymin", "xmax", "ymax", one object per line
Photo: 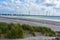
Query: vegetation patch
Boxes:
[{"xmin": 0, "ymin": 22, "xmax": 56, "ymax": 39}]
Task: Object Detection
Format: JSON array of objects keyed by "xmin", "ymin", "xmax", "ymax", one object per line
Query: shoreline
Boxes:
[
  {"xmin": 0, "ymin": 16, "xmax": 60, "ymax": 31},
  {"xmin": 0, "ymin": 16, "xmax": 60, "ymax": 26},
  {"xmin": 0, "ymin": 15, "xmax": 60, "ymax": 22}
]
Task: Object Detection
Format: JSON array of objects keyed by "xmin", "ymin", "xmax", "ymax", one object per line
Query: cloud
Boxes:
[
  {"xmin": 0, "ymin": 0, "xmax": 60, "ymax": 16},
  {"xmin": 0, "ymin": 0, "xmax": 30, "ymax": 14}
]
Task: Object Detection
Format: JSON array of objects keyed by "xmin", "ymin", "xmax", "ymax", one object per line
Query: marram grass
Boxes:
[{"xmin": 0, "ymin": 22, "xmax": 56, "ymax": 39}]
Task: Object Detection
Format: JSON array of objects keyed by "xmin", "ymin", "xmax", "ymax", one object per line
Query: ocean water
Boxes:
[
  {"xmin": 17, "ymin": 16, "xmax": 60, "ymax": 21},
  {"xmin": 23, "ymin": 16, "xmax": 60, "ymax": 19},
  {"xmin": 1, "ymin": 15, "xmax": 60, "ymax": 21}
]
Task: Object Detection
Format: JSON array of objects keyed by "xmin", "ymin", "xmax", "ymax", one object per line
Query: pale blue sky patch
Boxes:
[
  {"xmin": 0, "ymin": 0, "xmax": 6, "ymax": 2},
  {"xmin": 43, "ymin": 3, "xmax": 55, "ymax": 7},
  {"xmin": 36, "ymin": 0, "xmax": 45, "ymax": 4},
  {"xmin": 20, "ymin": 0, "xmax": 24, "ymax": 2}
]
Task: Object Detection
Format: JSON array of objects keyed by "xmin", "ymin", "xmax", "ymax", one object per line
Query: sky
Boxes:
[{"xmin": 0, "ymin": 0, "xmax": 60, "ymax": 16}]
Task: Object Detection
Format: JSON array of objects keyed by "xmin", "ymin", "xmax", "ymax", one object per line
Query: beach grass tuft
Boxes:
[{"xmin": 0, "ymin": 22, "xmax": 56, "ymax": 39}]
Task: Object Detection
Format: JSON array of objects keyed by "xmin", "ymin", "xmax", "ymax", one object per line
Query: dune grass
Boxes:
[{"xmin": 0, "ymin": 22, "xmax": 56, "ymax": 39}]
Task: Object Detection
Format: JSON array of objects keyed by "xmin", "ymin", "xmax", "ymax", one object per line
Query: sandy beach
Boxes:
[
  {"xmin": 0, "ymin": 16, "xmax": 60, "ymax": 31},
  {"xmin": 0, "ymin": 36, "xmax": 55, "ymax": 40},
  {"xmin": 0, "ymin": 16, "xmax": 59, "ymax": 40}
]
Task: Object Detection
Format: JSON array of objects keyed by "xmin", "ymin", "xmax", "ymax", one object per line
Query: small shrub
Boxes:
[
  {"xmin": 5, "ymin": 24, "xmax": 24, "ymax": 39},
  {"xmin": 22, "ymin": 24, "xmax": 34, "ymax": 31},
  {"xmin": 0, "ymin": 22, "xmax": 9, "ymax": 34},
  {"xmin": 22, "ymin": 24, "xmax": 36, "ymax": 36}
]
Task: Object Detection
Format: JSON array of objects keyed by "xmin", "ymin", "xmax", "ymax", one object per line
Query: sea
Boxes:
[
  {"xmin": 1, "ymin": 15, "xmax": 60, "ymax": 21},
  {"xmin": 14, "ymin": 15, "xmax": 60, "ymax": 21}
]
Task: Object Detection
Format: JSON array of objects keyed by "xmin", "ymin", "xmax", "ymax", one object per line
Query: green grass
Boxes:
[{"xmin": 0, "ymin": 22, "xmax": 56, "ymax": 39}]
